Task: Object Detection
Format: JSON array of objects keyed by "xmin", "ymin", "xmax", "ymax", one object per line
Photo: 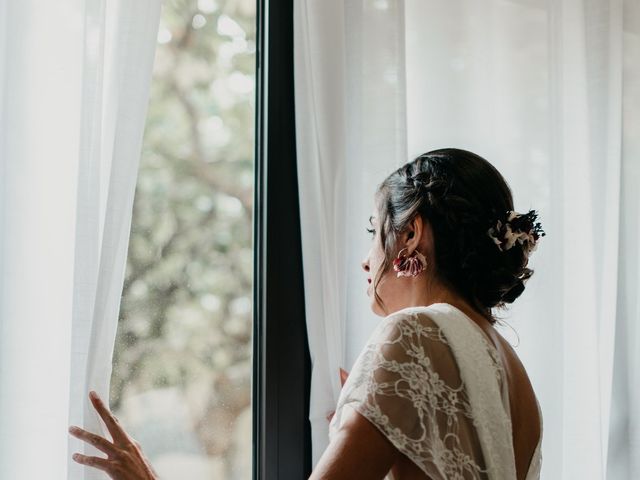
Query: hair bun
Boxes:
[{"xmin": 501, "ymin": 279, "xmax": 525, "ymax": 304}]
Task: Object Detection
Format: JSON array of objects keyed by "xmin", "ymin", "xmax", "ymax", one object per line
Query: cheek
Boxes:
[{"xmin": 370, "ymin": 244, "xmax": 386, "ymax": 277}]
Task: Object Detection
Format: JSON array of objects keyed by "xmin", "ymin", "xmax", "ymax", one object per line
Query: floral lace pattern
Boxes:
[{"xmin": 328, "ymin": 303, "xmax": 542, "ymax": 480}]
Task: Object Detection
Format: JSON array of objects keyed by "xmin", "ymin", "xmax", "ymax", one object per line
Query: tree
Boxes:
[{"xmin": 110, "ymin": 1, "xmax": 256, "ymax": 477}]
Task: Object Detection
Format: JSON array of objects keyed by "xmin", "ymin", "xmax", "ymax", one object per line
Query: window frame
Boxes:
[{"xmin": 253, "ymin": 0, "xmax": 312, "ymax": 479}]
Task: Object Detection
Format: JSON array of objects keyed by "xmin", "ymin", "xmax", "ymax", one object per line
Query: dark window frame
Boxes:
[{"xmin": 253, "ymin": 0, "xmax": 312, "ymax": 479}]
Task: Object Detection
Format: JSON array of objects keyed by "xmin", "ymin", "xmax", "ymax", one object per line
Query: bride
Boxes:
[{"xmin": 69, "ymin": 148, "xmax": 545, "ymax": 479}]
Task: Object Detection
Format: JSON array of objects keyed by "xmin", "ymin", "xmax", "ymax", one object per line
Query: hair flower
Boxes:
[{"xmin": 487, "ymin": 209, "xmax": 545, "ymax": 254}]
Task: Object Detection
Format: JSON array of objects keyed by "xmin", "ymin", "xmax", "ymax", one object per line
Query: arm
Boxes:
[{"xmin": 309, "ymin": 407, "xmax": 400, "ymax": 480}]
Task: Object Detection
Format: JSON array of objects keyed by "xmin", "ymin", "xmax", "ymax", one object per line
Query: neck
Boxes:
[{"xmin": 387, "ymin": 275, "xmax": 493, "ymax": 328}]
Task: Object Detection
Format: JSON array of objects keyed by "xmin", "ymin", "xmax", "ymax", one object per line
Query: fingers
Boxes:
[
  {"xmin": 71, "ymin": 453, "xmax": 114, "ymax": 473},
  {"xmin": 331, "ymin": 368, "xmax": 349, "ymax": 424},
  {"xmin": 70, "ymin": 396, "xmax": 156, "ymax": 479},
  {"xmin": 88, "ymin": 390, "xmax": 130, "ymax": 445},
  {"xmin": 339, "ymin": 368, "xmax": 349, "ymax": 387},
  {"xmin": 68, "ymin": 425, "xmax": 119, "ymax": 456}
]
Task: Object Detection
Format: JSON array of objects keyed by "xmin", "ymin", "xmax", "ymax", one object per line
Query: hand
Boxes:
[
  {"xmin": 326, "ymin": 368, "xmax": 350, "ymax": 423},
  {"xmin": 68, "ymin": 390, "xmax": 158, "ymax": 479}
]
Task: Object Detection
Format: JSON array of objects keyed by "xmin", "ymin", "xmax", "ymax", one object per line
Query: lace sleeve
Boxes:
[{"xmin": 330, "ymin": 311, "xmax": 491, "ymax": 479}]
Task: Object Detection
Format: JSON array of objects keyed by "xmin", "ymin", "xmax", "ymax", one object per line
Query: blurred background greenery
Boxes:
[{"xmin": 109, "ymin": 0, "xmax": 255, "ymax": 478}]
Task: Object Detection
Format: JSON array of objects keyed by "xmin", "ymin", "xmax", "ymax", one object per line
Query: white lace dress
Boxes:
[{"xmin": 328, "ymin": 302, "xmax": 543, "ymax": 480}]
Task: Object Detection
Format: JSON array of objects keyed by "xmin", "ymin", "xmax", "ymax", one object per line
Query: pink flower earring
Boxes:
[{"xmin": 393, "ymin": 247, "xmax": 428, "ymax": 277}]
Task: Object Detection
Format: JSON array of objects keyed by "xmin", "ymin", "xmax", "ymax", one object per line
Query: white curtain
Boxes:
[
  {"xmin": 0, "ymin": 1, "xmax": 161, "ymax": 479},
  {"xmin": 294, "ymin": 0, "xmax": 640, "ymax": 478},
  {"xmin": 294, "ymin": 0, "xmax": 408, "ymax": 463},
  {"xmin": 294, "ymin": 0, "xmax": 346, "ymax": 460}
]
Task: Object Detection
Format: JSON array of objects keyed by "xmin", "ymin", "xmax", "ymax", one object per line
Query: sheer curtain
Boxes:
[
  {"xmin": 294, "ymin": 0, "xmax": 408, "ymax": 463},
  {"xmin": 294, "ymin": 0, "xmax": 640, "ymax": 478},
  {"xmin": 0, "ymin": 1, "xmax": 161, "ymax": 478}
]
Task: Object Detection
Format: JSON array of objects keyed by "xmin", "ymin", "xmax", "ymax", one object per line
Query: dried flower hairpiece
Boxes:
[{"xmin": 487, "ymin": 209, "xmax": 546, "ymax": 254}]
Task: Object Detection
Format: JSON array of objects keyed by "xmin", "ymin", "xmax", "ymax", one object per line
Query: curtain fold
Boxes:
[
  {"xmin": 294, "ymin": 0, "xmax": 409, "ymax": 464},
  {"xmin": 607, "ymin": 2, "xmax": 640, "ymax": 476},
  {"xmin": 0, "ymin": 0, "xmax": 161, "ymax": 478},
  {"xmin": 294, "ymin": 0, "xmax": 639, "ymax": 477},
  {"xmin": 293, "ymin": 0, "xmax": 348, "ymax": 464},
  {"xmin": 68, "ymin": 2, "xmax": 162, "ymax": 479}
]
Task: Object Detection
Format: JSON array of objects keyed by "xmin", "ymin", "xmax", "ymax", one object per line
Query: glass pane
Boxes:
[{"xmin": 110, "ymin": 1, "xmax": 256, "ymax": 478}]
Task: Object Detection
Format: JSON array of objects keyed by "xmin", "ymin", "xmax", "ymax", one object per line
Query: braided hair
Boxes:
[{"xmin": 372, "ymin": 147, "xmax": 544, "ymax": 324}]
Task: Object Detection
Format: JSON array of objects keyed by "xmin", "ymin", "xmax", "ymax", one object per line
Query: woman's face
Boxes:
[
  {"xmin": 362, "ymin": 213, "xmax": 382, "ymax": 307},
  {"xmin": 361, "ymin": 206, "xmax": 433, "ymax": 316},
  {"xmin": 361, "ymin": 210, "xmax": 401, "ymax": 316}
]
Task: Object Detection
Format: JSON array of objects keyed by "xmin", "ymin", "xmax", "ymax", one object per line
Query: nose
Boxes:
[{"xmin": 361, "ymin": 257, "xmax": 370, "ymax": 273}]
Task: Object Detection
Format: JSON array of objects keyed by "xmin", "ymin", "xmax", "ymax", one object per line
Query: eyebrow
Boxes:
[{"xmin": 369, "ymin": 216, "xmax": 375, "ymax": 225}]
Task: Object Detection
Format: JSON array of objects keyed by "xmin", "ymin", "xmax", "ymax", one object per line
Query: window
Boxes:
[
  {"xmin": 108, "ymin": 1, "xmax": 310, "ymax": 479},
  {"xmin": 110, "ymin": 1, "xmax": 256, "ymax": 478}
]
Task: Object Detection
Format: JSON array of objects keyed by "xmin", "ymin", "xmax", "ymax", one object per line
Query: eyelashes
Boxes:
[{"xmin": 366, "ymin": 227, "xmax": 376, "ymax": 238}]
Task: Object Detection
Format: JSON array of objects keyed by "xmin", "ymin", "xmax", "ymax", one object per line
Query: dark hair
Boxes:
[{"xmin": 372, "ymin": 147, "xmax": 543, "ymax": 325}]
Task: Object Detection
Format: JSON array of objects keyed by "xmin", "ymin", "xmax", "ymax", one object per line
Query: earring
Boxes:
[{"xmin": 393, "ymin": 248, "xmax": 428, "ymax": 277}]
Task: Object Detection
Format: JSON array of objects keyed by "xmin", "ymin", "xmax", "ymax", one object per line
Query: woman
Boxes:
[{"xmin": 69, "ymin": 148, "xmax": 545, "ymax": 479}]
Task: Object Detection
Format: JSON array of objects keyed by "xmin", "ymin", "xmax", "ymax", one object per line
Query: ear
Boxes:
[{"xmin": 400, "ymin": 214, "xmax": 425, "ymax": 253}]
